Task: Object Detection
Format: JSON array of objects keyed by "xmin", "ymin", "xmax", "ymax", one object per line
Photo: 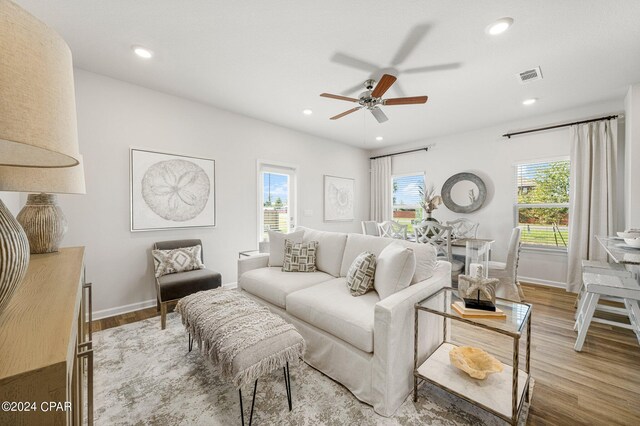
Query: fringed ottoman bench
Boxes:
[{"xmin": 175, "ymin": 288, "xmax": 305, "ymax": 425}]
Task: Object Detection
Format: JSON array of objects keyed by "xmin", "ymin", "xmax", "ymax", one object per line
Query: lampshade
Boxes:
[
  {"xmin": 0, "ymin": 155, "xmax": 86, "ymax": 194},
  {"xmin": 0, "ymin": 0, "xmax": 80, "ymax": 168}
]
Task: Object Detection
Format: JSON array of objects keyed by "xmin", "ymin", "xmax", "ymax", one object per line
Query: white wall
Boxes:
[
  {"xmin": 371, "ymin": 100, "xmax": 624, "ymax": 287},
  {"xmin": 60, "ymin": 69, "xmax": 370, "ymax": 317},
  {"xmin": 625, "ymin": 84, "xmax": 640, "ymax": 229}
]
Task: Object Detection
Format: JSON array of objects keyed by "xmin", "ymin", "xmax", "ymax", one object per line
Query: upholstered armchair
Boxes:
[{"xmin": 153, "ymin": 239, "xmax": 222, "ymax": 329}]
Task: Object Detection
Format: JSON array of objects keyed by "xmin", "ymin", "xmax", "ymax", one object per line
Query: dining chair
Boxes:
[
  {"xmin": 443, "ymin": 218, "xmax": 479, "ymax": 239},
  {"xmin": 414, "ymin": 222, "xmax": 464, "ymax": 282},
  {"xmin": 361, "ymin": 221, "xmax": 380, "ymax": 236},
  {"xmin": 487, "ymin": 227, "xmax": 524, "ymax": 301},
  {"xmin": 377, "ymin": 221, "xmax": 407, "ymax": 239}
]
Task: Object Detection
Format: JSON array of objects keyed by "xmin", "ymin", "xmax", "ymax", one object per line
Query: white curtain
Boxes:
[
  {"xmin": 370, "ymin": 157, "xmax": 392, "ymax": 222},
  {"xmin": 566, "ymin": 119, "xmax": 617, "ymax": 292}
]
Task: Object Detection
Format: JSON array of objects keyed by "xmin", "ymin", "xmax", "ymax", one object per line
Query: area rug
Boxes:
[{"xmin": 93, "ymin": 313, "xmax": 533, "ymax": 425}]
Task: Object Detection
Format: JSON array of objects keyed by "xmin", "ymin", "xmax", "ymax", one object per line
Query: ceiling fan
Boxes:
[{"xmin": 320, "ymin": 74, "xmax": 428, "ymax": 123}]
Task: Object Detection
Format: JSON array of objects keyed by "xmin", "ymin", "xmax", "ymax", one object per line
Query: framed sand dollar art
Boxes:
[{"xmin": 130, "ymin": 148, "xmax": 215, "ymax": 231}]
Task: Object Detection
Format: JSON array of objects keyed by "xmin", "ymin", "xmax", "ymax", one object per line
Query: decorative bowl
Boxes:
[
  {"xmin": 623, "ymin": 238, "xmax": 640, "ymax": 248},
  {"xmin": 618, "ymin": 231, "xmax": 640, "ymax": 239},
  {"xmin": 449, "ymin": 346, "xmax": 504, "ymax": 380}
]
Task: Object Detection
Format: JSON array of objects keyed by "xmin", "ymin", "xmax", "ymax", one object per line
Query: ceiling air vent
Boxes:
[{"xmin": 517, "ymin": 67, "xmax": 543, "ymax": 84}]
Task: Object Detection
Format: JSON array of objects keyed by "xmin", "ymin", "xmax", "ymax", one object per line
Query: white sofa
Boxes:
[{"xmin": 237, "ymin": 227, "xmax": 451, "ymax": 417}]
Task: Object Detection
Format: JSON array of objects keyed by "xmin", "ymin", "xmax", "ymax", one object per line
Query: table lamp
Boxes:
[{"xmin": 0, "ymin": 0, "xmax": 83, "ymax": 313}]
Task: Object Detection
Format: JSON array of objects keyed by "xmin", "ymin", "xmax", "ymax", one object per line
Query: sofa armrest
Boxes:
[
  {"xmin": 237, "ymin": 254, "xmax": 269, "ymax": 288},
  {"xmin": 371, "ymin": 260, "xmax": 452, "ymax": 416}
]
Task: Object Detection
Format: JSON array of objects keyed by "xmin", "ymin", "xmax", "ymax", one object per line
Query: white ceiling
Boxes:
[{"xmin": 15, "ymin": 0, "xmax": 640, "ymax": 149}]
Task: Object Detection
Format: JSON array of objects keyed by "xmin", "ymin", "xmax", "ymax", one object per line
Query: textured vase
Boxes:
[
  {"xmin": 16, "ymin": 193, "xmax": 68, "ymax": 254},
  {"xmin": 0, "ymin": 198, "xmax": 30, "ymax": 314}
]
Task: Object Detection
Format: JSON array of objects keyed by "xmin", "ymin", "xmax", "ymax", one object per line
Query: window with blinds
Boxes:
[
  {"xmin": 392, "ymin": 173, "xmax": 425, "ymax": 233},
  {"xmin": 515, "ymin": 159, "xmax": 570, "ymax": 248}
]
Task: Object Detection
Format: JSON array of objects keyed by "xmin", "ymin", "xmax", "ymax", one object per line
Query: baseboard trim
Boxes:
[
  {"xmin": 519, "ymin": 276, "xmax": 566, "ymax": 289},
  {"xmin": 93, "ymin": 299, "xmax": 157, "ymax": 321},
  {"xmin": 92, "ymin": 282, "xmax": 239, "ymax": 320}
]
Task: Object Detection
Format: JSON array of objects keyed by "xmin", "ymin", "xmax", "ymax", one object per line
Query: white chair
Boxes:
[
  {"xmin": 487, "ymin": 228, "xmax": 523, "ymax": 301},
  {"xmin": 414, "ymin": 222, "xmax": 464, "ymax": 282},
  {"xmin": 377, "ymin": 221, "xmax": 407, "ymax": 239},
  {"xmin": 361, "ymin": 221, "xmax": 380, "ymax": 236},
  {"xmin": 574, "ymin": 272, "xmax": 640, "ymax": 351},
  {"xmin": 443, "ymin": 218, "xmax": 479, "ymax": 239}
]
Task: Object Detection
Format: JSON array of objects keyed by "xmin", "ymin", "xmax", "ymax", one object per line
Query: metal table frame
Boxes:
[{"xmin": 413, "ymin": 287, "xmax": 532, "ymax": 425}]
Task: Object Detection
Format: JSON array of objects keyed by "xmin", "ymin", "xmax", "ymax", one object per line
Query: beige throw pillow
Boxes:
[
  {"xmin": 268, "ymin": 230, "xmax": 304, "ymax": 267},
  {"xmin": 152, "ymin": 245, "xmax": 205, "ymax": 278},
  {"xmin": 346, "ymin": 252, "xmax": 376, "ymax": 296},
  {"xmin": 374, "ymin": 242, "xmax": 416, "ymax": 300},
  {"xmin": 282, "ymin": 240, "xmax": 318, "ymax": 272}
]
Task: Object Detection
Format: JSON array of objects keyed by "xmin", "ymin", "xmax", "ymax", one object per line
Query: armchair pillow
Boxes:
[
  {"xmin": 268, "ymin": 230, "xmax": 304, "ymax": 267},
  {"xmin": 282, "ymin": 240, "xmax": 318, "ymax": 272},
  {"xmin": 374, "ymin": 242, "xmax": 416, "ymax": 299},
  {"xmin": 152, "ymin": 245, "xmax": 205, "ymax": 278},
  {"xmin": 346, "ymin": 252, "xmax": 377, "ymax": 296}
]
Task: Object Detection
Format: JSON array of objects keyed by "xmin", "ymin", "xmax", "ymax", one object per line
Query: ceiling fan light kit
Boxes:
[{"xmin": 320, "ymin": 73, "xmax": 428, "ymax": 123}]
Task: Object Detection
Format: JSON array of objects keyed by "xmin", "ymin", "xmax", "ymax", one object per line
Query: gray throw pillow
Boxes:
[
  {"xmin": 282, "ymin": 240, "xmax": 318, "ymax": 272},
  {"xmin": 268, "ymin": 230, "xmax": 304, "ymax": 267},
  {"xmin": 346, "ymin": 252, "xmax": 376, "ymax": 296},
  {"xmin": 152, "ymin": 245, "xmax": 204, "ymax": 278}
]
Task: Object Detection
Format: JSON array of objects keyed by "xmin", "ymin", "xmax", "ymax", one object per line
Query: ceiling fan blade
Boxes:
[
  {"xmin": 370, "ymin": 108, "xmax": 388, "ymax": 123},
  {"xmin": 371, "ymin": 74, "xmax": 397, "ymax": 98},
  {"xmin": 341, "ymin": 82, "xmax": 366, "ymax": 96},
  {"xmin": 390, "ymin": 23, "xmax": 431, "ymax": 66},
  {"xmin": 402, "ymin": 62, "xmax": 461, "ymax": 74},
  {"xmin": 384, "ymin": 96, "xmax": 429, "ymax": 105},
  {"xmin": 331, "ymin": 52, "xmax": 380, "ymax": 72},
  {"xmin": 320, "ymin": 93, "xmax": 359, "ymax": 102},
  {"xmin": 330, "ymin": 107, "xmax": 362, "ymax": 120}
]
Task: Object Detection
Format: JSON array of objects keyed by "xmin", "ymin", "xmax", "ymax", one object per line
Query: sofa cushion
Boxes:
[
  {"xmin": 286, "ymin": 278, "xmax": 379, "ymax": 353},
  {"xmin": 346, "ymin": 252, "xmax": 376, "ymax": 296},
  {"xmin": 341, "ymin": 233, "xmax": 436, "ymax": 284},
  {"xmin": 239, "ymin": 267, "xmax": 333, "ymax": 309},
  {"xmin": 268, "ymin": 230, "xmax": 304, "ymax": 267},
  {"xmin": 374, "ymin": 243, "xmax": 416, "ymax": 300},
  {"xmin": 282, "ymin": 240, "xmax": 317, "ymax": 272},
  {"xmin": 297, "ymin": 226, "xmax": 347, "ymax": 277}
]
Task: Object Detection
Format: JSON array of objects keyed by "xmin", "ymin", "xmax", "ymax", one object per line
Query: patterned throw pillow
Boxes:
[
  {"xmin": 152, "ymin": 245, "xmax": 205, "ymax": 278},
  {"xmin": 282, "ymin": 240, "xmax": 318, "ymax": 272},
  {"xmin": 346, "ymin": 252, "xmax": 377, "ymax": 296}
]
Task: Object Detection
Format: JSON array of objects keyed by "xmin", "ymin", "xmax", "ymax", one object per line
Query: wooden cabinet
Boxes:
[{"xmin": 0, "ymin": 247, "xmax": 93, "ymax": 425}]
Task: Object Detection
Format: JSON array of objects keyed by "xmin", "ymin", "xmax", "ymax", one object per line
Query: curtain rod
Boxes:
[
  {"xmin": 502, "ymin": 115, "xmax": 618, "ymax": 139},
  {"xmin": 369, "ymin": 146, "xmax": 430, "ymax": 160}
]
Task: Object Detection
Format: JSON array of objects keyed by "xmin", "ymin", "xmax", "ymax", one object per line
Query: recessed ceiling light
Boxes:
[
  {"xmin": 302, "ymin": 109, "xmax": 313, "ymax": 115},
  {"xmin": 486, "ymin": 17, "xmax": 514, "ymax": 35},
  {"xmin": 376, "ymin": 136, "xmax": 384, "ymax": 141},
  {"xmin": 132, "ymin": 45, "xmax": 153, "ymax": 59},
  {"xmin": 522, "ymin": 98, "xmax": 537, "ymax": 106}
]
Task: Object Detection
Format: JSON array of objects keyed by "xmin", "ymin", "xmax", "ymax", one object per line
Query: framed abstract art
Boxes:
[{"xmin": 324, "ymin": 175, "xmax": 354, "ymax": 222}]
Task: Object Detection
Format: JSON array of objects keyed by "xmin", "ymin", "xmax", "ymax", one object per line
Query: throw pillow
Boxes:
[
  {"xmin": 395, "ymin": 240, "xmax": 437, "ymax": 284},
  {"xmin": 374, "ymin": 242, "xmax": 416, "ymax": 300},
  {"xmin": 282, "ymin": 240, "xmax": 318, "ymax": 272},
  {"xmin": 346, "ymin": 252, "xmax": 376, "ymax": 296},
  {"xmin": 152, "ymin": 245, "xmax": 205, "ymax": 278},
  {"xmin": 268, "ymin": 230, "xmax": 304, "ymax": 267}
]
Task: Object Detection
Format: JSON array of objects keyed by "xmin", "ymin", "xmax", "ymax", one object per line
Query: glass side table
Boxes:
[{"xmin": 414, "ymin": 287, "xmax": 532, "ymax": 425}]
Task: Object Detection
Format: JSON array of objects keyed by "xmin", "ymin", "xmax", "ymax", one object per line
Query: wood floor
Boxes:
[{"xmin": 93, "ymin": 284, "xmax": 640, "ymax": 425}]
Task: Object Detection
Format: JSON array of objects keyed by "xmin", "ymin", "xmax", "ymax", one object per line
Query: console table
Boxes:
[{"xmin": 0, "ymin": 247, "xmax": 93, "ymax": 425}]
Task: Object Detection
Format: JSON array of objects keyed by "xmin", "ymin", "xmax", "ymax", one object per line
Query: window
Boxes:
[
  {"xmin": 515, "ymin": 159, "xmax": 570, "ymax": 249},
  {"xmin": 258, "ymin": 162, "xmax": 296, "ymax": 242},
  {"xmin": 392, "ymin": 173, "xmax": 425, "ymax": 233}
]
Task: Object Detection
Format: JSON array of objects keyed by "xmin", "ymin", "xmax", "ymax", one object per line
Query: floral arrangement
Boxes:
[{"xmin": 418, "ymin": 185, "xmax": 443, "ymax": 214}]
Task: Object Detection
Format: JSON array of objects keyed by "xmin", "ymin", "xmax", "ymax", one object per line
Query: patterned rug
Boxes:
[{"xmin": 93, "ymin": 313, "xmax": 532, "ymax": 425}]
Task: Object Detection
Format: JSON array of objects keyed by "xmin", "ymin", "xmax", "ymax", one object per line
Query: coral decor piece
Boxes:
[
  {"xmin": 418, "ymin": 184, "xmax": 442, "ymax": 216},
  {"xmin": 449, "ymin": 346, "xmax": 504, "ymax": 380}
]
